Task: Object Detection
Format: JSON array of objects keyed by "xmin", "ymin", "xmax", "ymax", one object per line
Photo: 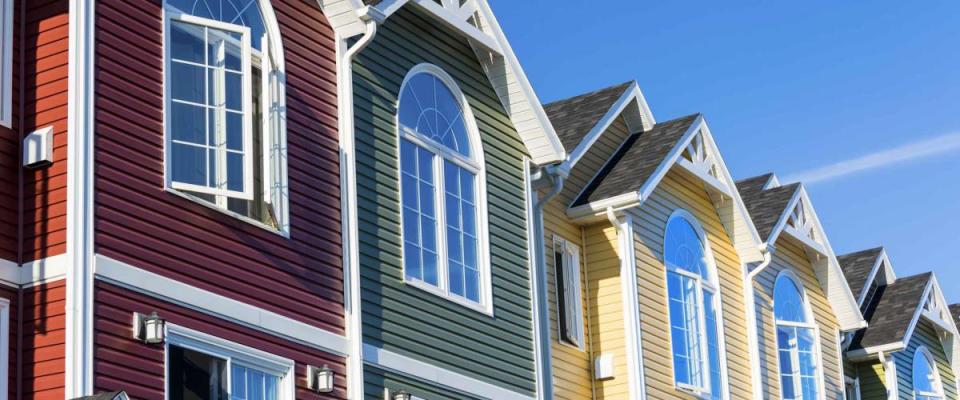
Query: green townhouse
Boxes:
[
  {"xmin": 839, "ymin": 248, "xmax": 960, "ymax": 400},
  {"xmin": 318, "ymin": 0, "xmax": 567, "ymax": 399}
]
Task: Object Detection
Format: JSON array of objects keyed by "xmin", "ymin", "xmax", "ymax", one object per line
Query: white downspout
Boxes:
[
  {"xmin": 530, "ymin": 163, "xmax": 564, "ymax": 400},
  {"xmin": 339, "ymin": 14, "xmax": 379, "ymax": 400},
  {"xmin": 744, "ymin": 245, "xmax": 773, "ymax": 400}
]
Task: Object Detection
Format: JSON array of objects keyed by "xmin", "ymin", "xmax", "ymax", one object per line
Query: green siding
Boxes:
[
  {"xmin": 894, "ymin": 319, "xmax": 958, "ymax": 399},
  {"xmin": 855, "ymin": 360, "xmax": 888, "ymax": 400},
  {"xmin": 364, "ymin": 367, "xmax": 485, "ymax": 400},
  {"xmin": 353, "ymin": 5, "xmax": 536, "ymax": 395}
]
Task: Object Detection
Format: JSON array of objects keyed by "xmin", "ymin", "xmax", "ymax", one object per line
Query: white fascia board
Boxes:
[
  {"xmin": 846, "ymin": 342, "xmax": 906, "ymax": 361},
  {"xmin": 565, "ymin": 192, "xmax": 641, "ymax": 222},
  {"xmin": 94, "ymin": 254, "xmax": 351, "ymax": 356},
  {"xmin": 363, "ymin": 344, "xmax": 535, "ymax": 400},
  {"xmin": 560, "ymin": 83, "xmax": 654, "ymax": 174}
]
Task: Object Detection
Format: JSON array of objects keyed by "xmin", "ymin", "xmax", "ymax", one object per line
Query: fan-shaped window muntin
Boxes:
[
  {"xmin": 774, "ymin": 272, "xmax": 822, "ymax": 400},
  {"xmin": 664, "ymin": 211, "xmax": 726, "ymax": 399},
  {"xmin": 914, "ymin": 346, "xmax": 945, "ymax": 400},
  {"xmin": 398, "ymin": 64, "xmax": 489, "ymax": 312},
  {"xmin": 164, "ymin": 0, "xmax": 288, "ymax": 232}
]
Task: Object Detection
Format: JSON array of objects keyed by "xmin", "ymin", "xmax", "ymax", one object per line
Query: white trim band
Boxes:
[{"xmin": 0, "ymin": 254, "xmax": 70, "ymax": 287}]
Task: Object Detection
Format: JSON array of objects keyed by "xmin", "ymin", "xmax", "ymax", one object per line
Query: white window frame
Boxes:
[
  {"xmin": 553, "ymin": 235, "xmax": 584, "ymax": 350},
  {"xmin": 913, "ymin": 346, "xmax": 945, "ymax": 399},
  {"xmin": 772, "ymin": 270, "xmax": 826, "ymax": 400},
  {"xmin": 844, "ymin": 375, "xmax": 861, "ymax": 400},
  {"xmin": 162, "ymin": 1, "xmax": 290, "ymax": 234},
  {"xmin": 396, "ymin": 63, "xmax": 492, "ymax": 315},
  {"xmin": 0, "ymin": 0, "xmax": 11, "ymax": 128},
  {"xmin": 0, "ymin": 298, "xmax": 8, "ymax": 399},
  {"xmin": 663, "ymin": 209, "xmax": 730, "ymax": 399},
  {"xmin": 164, "ymin": 324, "xmax": 295, "ymax": 400}
]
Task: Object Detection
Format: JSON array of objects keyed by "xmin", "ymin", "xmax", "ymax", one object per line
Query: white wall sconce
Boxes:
[
  {"xmin": 392, "ymin": 389, "xmax": 412, "ymax": 400},
  {"xmin": 22, "ymin": 126, "xmax": 53, "ymax": 169},
  {"xmin": 132, "ymin": 312, "xmax": 166, "ymax": 344},
  {"xmin": 307, "ymin": 364, "xmax": 335, "ymax": 393}
]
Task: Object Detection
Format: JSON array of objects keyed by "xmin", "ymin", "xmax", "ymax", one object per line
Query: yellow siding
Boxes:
[
  {"xmin": 585, "ymin": 222, "xmax": 631, "ymax": 399},
  {"xmin": 628, "ymin": 169, "xmax": 754, "ymax": 399},
  {"xmin": 754, "ymin": 236, "xmax": 844, "ymax": 399},
  {"xmin": 544, "ymin": 116, "xmax": 633, "ymax": 400}
]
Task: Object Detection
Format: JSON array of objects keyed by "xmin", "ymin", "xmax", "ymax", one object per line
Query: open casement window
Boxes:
[
  {"xmin": 664, "ymin": 211, "xmax": 726, "ymax": 399},
  {"xmin": 166, "ymin": 325, "xmax": 293, "ymax": 400},
  {"xmin": 774, "ymin": 273, "xmax": 822, "ymax": 400},
  {"xmin": 844, "ymin": 376, "xmax": 860, "ymax": 400},
  {"xmin": 554, "ymin": 236, "xmax": 584, "ymax": 349},
  {"xmin": 164, "ymin": 0, "xmax": 288, "ymax": 232},
  {"xmin": 913, "ymin": 347, "xmax": 945, "ymax": 400},
  {"xmin": 398, "ymin": 64, "xmax": 491, "ymax": 314},
  {"xmin": 0, "ymin": 0, "xmax": 11, "ymax": 128}
]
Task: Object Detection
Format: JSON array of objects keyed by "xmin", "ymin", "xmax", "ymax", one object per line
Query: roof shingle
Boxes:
[
  {"xmin": 544, "ymin": 82, "xmax": 633, "ymax": 151},
  {"xmin": 850, "ymin": 273, "xmax": 931, "ymax": 351},
  {"xmin": 735, "ymin": 176, "xmax": 800, "ymax": 242},
  {"xmin": 572, "ymin": 113, "xmax": 701, "ymax": 207},
  {"xmin": 837, "ymin": 247, "xmax": 885, "ymax": 302}
]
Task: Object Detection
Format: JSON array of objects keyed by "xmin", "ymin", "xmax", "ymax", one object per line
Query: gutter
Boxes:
[
  {"xmin": 338, "ymin": 11, "xmax": 380, "ymax": 400},
  {"xmin": 528, "ymin": 163, "xmax": 564, "ymax": 400},
  {"xmin": 743, "ymin": 244, "xmax": 773, "ymax": 400}
]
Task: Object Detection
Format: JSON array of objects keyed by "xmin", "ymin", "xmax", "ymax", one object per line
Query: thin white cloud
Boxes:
[{"xmin": 784, "ymin": 132, "xmax": 960, "ymax": 185}]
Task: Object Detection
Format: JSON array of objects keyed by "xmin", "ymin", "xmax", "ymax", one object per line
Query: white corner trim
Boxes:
[
  {"xmin": 523, "ymin": 158, "xmax": 553, "ymax": 400},
  {"xmin": 362, "ymin": 344, "xmax": 535, "ymax": 400},
  {"xmin": 0, "ymin": 297, "xmax": 8, "ymax": 399},
  {"xmin": 615, "ymin": 214, "xmax": 646, "ymax": 399},
  {"xmin": 93, "ymin": 254, "xmax": 350, "ymax": 356},
  {"xmin": 0, "ymin": 0, "xmax": 11, "ymax": 128}
]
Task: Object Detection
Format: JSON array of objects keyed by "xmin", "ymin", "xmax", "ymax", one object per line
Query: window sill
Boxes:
[
  {"xmin": 675, "ymin": 384, "xmax": 713, "ymax": 400},
  {"xmin": 404, "ymin": 278, "xmax": 494, "ymax": 317},
  {"xmin": 558, "ymin": 338, "xmax": 586, "ymax": 353},
  {"xmin": 165, "ymin": 187, "xmax": 290, "ymax": 239}
]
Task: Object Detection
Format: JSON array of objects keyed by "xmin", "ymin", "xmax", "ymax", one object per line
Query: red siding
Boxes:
[
  {"xmin": 20, "ymin": 0, "xmax": 70, "ymax": 263},
  {"xmin": 93, "ymin": 0, "xmax": 343, "ymax": 331},
  {"xmin": 0, "ymin": 285, "xmax": 18, "ymax": 400},
  {"xmin": 94, "ymin": 281, "xmax": 348, "ymax": 399},
  {"xmin": 21, "ymin": 279, "xmax": 66, "ymax": 400}
]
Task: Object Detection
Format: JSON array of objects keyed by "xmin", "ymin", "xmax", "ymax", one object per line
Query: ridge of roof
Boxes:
[
  {"xmin": 571, "ymin": 113, "xmax": 701, "ymax": 207},
  {"xmin": 850, "ymin": 272, "xmax": 932, "ymax": 351},
  {"xmin": 544, "ymin": 81, "xmax": 634, "ymax": 151},
  {"xmin": 837, "ymin": 247, "xmax": 886, "ymax": 300}
]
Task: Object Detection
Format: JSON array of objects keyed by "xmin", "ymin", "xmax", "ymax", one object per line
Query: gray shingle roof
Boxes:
[
  {"xmin": 950, "ymin": 304, "xmax": 960, "ymax": 330},
  {"xmin": 571, "ymin": 113, "xmax": 701, "ymax": 207},
  {"xmin": 850, "ymin": 273, "xmax": 931, "ymax": 351},
  {"xmin": 735, "ymin": 176, "xmax": 800, "ymax": 242},
  {"xmin": 544, "ymin": 82, "xmax": 633, "ymax": 151},
  {"xmin": 837, "ymin": 247, "xmax": 885, "ymax": 301}
]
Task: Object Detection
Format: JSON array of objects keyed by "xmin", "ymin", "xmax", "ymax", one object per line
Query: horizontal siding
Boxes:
[
  {"xmin": 0, "ymin": 0, "xmax": 22, "ymax": 263},
  {"xmin": 93, "ymin": 280, "xmax": 348, "ymax": 399},
  {"xmin": 584, "ymin": 222, "xmax": 629, "ymax": 400},
  {"xmin": 856, "ymin": 360, "xmax": 887, "ymax": 400},
  {"xmin": 629, "ymin": 169, "xmax": 754, "ymax": 399},
  {"xmin": 93, "ymin": 0, "xmax": 344, "ymax": 331},
  {"xmin": 21, "ymin": 0, "xmax": 70, "ymax": 262},
  {"xmin": 22, "ymin": 279, "xmax": 66, "ymax": 400},
  {"xmin": 362, "ymin": 367, "xmax": 484, "ymax": 400},
  {"xmin": 894, "ymin": 319, "xmax": 958, "ymax": 399},
  {"xmin": 353, "ymin": 5, "xmax": 536, "ymax": 395},
  {"xmin": 754, "ymin": 237, "xmax": 844, "ymax": 399}
]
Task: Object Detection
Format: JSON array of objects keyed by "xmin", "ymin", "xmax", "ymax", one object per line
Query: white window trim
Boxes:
[
  {"xmin": 164, "ymin": 323, "xmax": 295, "ymax": 400},
  {"xmin": 664, "ymin": 209, "xmax": 730, "ymax": 400},
  {"xmin": 0, "ymin": 298, "xmax": 9, "ymax": 399},
  {"xmin": 772, "ymin": 270, "xmax": 826, "ymax": 400},
  {"xmin": 0, "ymin": 0, "xmax": 11, "ymax": 128},
  {"xmin": 913, "ymin": 346, "xmax": 946, "ymax": 399},
  {"xmin": 844, "ymin": 375, "xmax": 861, "ymax": 400},
  {"xmin": 396, "ymin": 63, "xmax": 493, "ymax": 316},
  {"xmin": 553, "ymin": 235, "xmax": 584, "ymax": 351},
  {"xmin": 161, "ymin": 1, "xmax": 291, "ymax": 235}
]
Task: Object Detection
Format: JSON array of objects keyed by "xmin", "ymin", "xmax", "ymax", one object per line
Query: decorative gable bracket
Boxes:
[
  {"xmin": 782, "ymin": 196, "xmax": 827, "ymax": 254},
  {"xmin": 922, "ymin": 281, "xmax": 956, "ymax": 335},
  {"xmin": 409, "ymin": 0, "xmax": 502, "ymax": 54},
  {"xmin": 674, "ymin": 126, "xmax": 732, "ymax": 198}
]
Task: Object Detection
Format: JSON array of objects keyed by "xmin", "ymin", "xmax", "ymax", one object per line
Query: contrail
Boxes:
[{"xmin": 783, "ymin": 132, "xmax": 960, "ymax": 185}]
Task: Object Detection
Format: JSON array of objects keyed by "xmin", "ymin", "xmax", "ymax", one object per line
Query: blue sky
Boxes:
[{"xmin": 490, "ymin": 1, "xmax": 960, "ymax": 302}]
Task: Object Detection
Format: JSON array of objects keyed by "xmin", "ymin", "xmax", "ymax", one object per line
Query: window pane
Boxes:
[
  {"xmin": 398, "ymin": 72, "xmax": 471, "ymax": 157},
  {"xmin": 226, "ymin": 112, "xmax": 244, "ymax": 151},
  {"xmin": 226, "ymin": 152, "xmax": 244, "ymax": 192},
  {"xmin": 704, "ymin": 292, "xmax": 722, "ymax": 399},
  {"xmin": 172, "ymin": 143, "xmax": 208, "ymax": 186},
  {"xmin": 774, "ymin": 276, "xmax": 807, "ymax": 323},
  {"xmin": 170, "ymin": 21, "xmax": 205, "ymax": 63},
  {"xmin": 208, "ymin": 29, "xmax": 243, "ymax": 71},
  {"xmin": 449, "ymin": 261, "xmax": 464, "ymax": 296},
  {"xmin": 172, "ymin": 102, "xmax": 207, "ymax": 144},
  {"xmin": 168, "ymin": 345, "xmax": 228, "ymax": 400},
  {"xmin": 404, "ymin": 242, "xmax": 422, "ymax": 281},
  {"xmin": 400, "ymin": 140, "xmax": 417, "ymax": 174},
  {"xmin": 230, "ymin": 364, "xmax": 281, "ymax": 400},
  {"xmin": 668, "ymin": 272, "xmax": 703, "ymax": 387},
  {"xmin": 423, "ymin": 250, "xmax": 438, "ymax": 286},
  {"xmin": 664, "ymin": 217, "xmax": 707, "ymax": 277},
  {"xmin": 225, "ymin": 71, "xmax": 244, "ymax": 111},
  {"xmin": 464, "ymin": 267, "xmax": 479, "ymax": 302},
  {"xmin": 172, "ymin": 62, "xmax": 207, "ymax": 104}
]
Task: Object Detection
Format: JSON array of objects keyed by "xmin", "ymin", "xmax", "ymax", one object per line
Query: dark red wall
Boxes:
[
  {"xmin": 93, "ymin": 0, "xmax": 344, "ymax": 331},
  {"xmin": 94, "ymin": 281, "xmax": 348, "ymax": 399},
  {"xmin": 22, "ymin": 280, "xmax": 66, "ymax": 400}
]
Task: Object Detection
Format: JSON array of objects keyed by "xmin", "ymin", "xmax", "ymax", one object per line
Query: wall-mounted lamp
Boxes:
[
  {"xmin": 307, "ymin": 364, "xmax": 335, "ymax": 393},
  {"xmin": 392, "ymin": 389, "xmax": 412, "ymax": 400},
  {"xmin": 132, "ymin": 312, "xmax": 166, "ymax": 344}
]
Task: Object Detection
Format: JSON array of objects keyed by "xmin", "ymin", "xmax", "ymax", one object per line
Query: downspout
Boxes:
[
  {"xmin": 744, "ymin": 244, "xmax": 773, "ymax": 400},
  {"xmin": 530, "ymin": 163, "xmax": 564, "ymax": 400},
  {"xmin": 338, "ymin": 11, "xmax": 379, "ymax": 400}
]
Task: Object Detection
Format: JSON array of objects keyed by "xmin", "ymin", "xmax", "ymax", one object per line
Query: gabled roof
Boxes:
[
  {"xmin": 319, "ymin": 0, "xmax": 567, "ymax": 165},
  {"xmin": 572, "ymin": 114, "xmax": 700, "ymax": 207},
  {"xmin": 850, "ymin": 273, "xmax": 931, "ymax": 351},
  {"xmin": 837, "ymin": 247, "xmax": 886, "ymax": 303},
  {"xmin": 545, "ymin": 82, "xmax": 634, "ymax": 150},
  {"xmin": 951, "ymin": 304, "xmax": 960, "ymax": 331},
  {"xmin": 736, "ymin": 177, "xmax": 800, "ymax": 241}
]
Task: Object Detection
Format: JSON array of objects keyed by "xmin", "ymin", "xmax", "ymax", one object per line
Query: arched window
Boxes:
[
  {"xmin": 664, "ymin": 211, "xmax": 725, "ymax": 399},
  {"xmin": 913, "ymin": 347, "xmax": 944, "ymax": 400},
  {"xmin": 164, "ymin": 0, "xmax": 288, "ymax": 231},
  {"xmin": 398, "ymin": 64, "xmax": 489, "ymax": 311},
  {"xmin": 774, "ymin": 273, "xmax": 821, "ymax": 400}
]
